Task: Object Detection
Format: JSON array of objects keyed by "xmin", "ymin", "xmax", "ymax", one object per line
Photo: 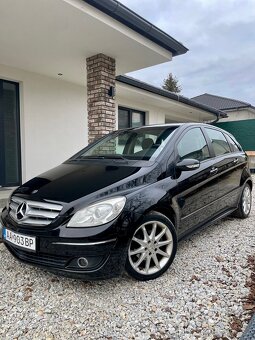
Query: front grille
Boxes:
[{"xmin": 9, "ymin": 196, "xmax": 63, "ymax": 226}]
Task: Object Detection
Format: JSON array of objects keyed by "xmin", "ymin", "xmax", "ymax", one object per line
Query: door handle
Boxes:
[{"xmin": 210, "ymin": 167, "xmax": 218, "ymax": 175}]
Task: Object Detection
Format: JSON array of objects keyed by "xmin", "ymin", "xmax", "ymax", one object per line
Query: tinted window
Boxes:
[
  {"xmin": 118, "ymin": 108, "xmax": 129, "ymax": 129},
  {"xmin": 132, "ymin": 111, "xmax": 145, "ymax": 127},
  {"xmin": 227, "ymin": 135, "xmax": 242, "ymax": 152},
  {"xmin": 118, "ymin": 107, "xmax": 145, "ymax": 129},
  {"xmin": 177, "ymin": 128, "xmax": 210, "ymax": 161},
  {"xmin": 205, "ymin": 128, "xmax": 231, "ymax": 156},
  {"xmin": 0, "ymin": 80, "xmax": 21, "ymax": 186}
]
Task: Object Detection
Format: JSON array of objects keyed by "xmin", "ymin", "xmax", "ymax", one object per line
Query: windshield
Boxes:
[{"xmin": 74, "ymin": 126, "xmax": 178, "ymax": 161}]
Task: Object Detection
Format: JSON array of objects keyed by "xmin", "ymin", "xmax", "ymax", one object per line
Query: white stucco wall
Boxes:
[
  {"xmin": 0, "ymin": 64, "xmax": 87, "ymax": 183},
  {"xmin": 219, "ymin": 108, "xmax": 255, "ymax": 122}
]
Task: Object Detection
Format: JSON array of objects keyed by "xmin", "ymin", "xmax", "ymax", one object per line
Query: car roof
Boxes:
[
  {"xmin": 116, "ymin": 122, "xmax": 209, "ymax": 131},
  {"xmin": 115, "ymin": 123, "xmax": 236, "ymax": 139}
]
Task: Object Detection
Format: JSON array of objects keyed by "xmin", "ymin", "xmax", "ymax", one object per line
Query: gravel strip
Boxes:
[{"xmin": 0, "ymin": 178, "xmax": 254, "ymax": 340}]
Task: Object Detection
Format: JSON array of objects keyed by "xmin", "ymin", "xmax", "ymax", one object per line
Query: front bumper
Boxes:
[{"xmin": 1, "ymin": 209, "xmax": 129, "ymax": 280}]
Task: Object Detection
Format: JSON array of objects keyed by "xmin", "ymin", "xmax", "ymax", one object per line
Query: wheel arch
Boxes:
[
  {"xmin": 240, "ymin": 167, "xmax": 253, "ymax": 189},
  {"xmin": 246, "ymin": 179, "xmax": 253, "ymax": 190},
  {"xmin": 145, "ymin": 205, "xmax": 177, "ymax": 229}
]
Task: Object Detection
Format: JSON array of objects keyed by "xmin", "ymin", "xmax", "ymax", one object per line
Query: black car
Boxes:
[{"xmin": 0, "ymin": 123, "xmax": 253, "ymax": 281}]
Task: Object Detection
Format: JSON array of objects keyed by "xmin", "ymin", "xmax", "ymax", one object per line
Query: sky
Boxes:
[{"xmin": 119, "ymin": 0, "xmax": 255, "ymax": 104}]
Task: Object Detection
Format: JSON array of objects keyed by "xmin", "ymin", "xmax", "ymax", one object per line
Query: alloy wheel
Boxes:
[
  {"xmin": 128, "ymin": 221, "xmax": 173, "ymax": 275},
  {"xmin": 242, "ymin": 186, "xmax": 251, "ymax": 215}
]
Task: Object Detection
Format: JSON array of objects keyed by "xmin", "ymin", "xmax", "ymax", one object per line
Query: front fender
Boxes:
[{"xmin": 122, "ymin": 178, "xmax": 178, "ymax": 237}]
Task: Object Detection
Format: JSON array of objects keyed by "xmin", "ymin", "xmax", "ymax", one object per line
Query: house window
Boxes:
[{"xmin": 118, "ymin": 107, "xmax": 145, "ymax": 129}]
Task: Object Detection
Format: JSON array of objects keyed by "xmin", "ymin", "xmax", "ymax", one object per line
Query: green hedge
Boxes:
[{"xmin": 215, "ymin": 119, "xmax": 255, "ymax": 151}]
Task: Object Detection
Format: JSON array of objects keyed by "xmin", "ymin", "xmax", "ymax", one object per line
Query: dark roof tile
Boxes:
[{"xmin": 191, "ymin": 93, "xmax": 253, "ymax": 111}]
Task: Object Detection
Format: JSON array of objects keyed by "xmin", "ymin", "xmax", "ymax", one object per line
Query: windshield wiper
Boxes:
[
  {"xmin": 77, "ymin": 154, "xmax": 127, "ymax": 160},
  {"xmin": 101, "ymin": 154, "xmax": 127, "ymax": 160}
]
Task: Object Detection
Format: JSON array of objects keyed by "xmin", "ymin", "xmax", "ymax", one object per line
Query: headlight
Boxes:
[{"xmin": 67, "ymin": 196, "xmax": 126, "ymax": 228}]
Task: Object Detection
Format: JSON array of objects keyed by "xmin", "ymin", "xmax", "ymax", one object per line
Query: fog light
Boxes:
[{"xmin": 77, "ymin": 257, "xmax": 89, "ymax": 268}]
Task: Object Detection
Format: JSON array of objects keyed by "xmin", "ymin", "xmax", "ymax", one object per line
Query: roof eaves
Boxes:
[
  {"xmin": 82, "ymin": 0, "xmax": 188, "ymax": 56},
  {"xmin": 116, "ymin": 75, "xmax": 227, "ymax": 119}
]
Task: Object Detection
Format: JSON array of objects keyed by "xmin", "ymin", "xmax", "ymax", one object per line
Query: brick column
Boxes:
[{"xmin": 87, "ymin": 53, "xmax": 116, "ymax": 144}]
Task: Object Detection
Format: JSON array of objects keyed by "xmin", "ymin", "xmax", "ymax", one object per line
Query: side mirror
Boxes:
[{"xmin": 176, "ymin": 158, "xmax": 200, "ymax": 171}]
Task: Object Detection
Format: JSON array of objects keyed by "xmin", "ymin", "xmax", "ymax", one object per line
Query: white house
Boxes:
[{"xmin": 0, "ymin": 0, "xmax": 225, "ymax": 188}]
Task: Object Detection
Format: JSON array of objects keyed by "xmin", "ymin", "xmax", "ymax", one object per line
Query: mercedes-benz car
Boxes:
[{"xmin": 0, "ymin": 123, "xmax": 253, "ymax": 281}]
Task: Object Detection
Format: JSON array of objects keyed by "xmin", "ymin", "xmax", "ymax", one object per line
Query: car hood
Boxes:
[{"xmin": 14, "ymin": 161, "xmax": 160, "ymax": 203}]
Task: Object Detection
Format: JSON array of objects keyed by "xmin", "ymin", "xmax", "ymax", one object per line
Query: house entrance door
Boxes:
[{"xmin": 0, "ymin": 79, "xmax": 21, "ymax": 187}]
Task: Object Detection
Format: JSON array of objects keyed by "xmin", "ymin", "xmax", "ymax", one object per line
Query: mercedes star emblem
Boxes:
[{"xmin": 16, "ymin": 202, "xmax": 27, "ymax": 220}]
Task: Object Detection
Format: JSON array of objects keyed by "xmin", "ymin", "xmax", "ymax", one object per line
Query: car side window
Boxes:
[
  {"xmin": 205, "ymin": 128, "xmax": 231, "ymax": 156},
  {"xmin": 177, "ymin": 128, "xmax": 210, "ymax": 161},
  {"xmin": 226, "ymin": 135, "xmax": 242, "ymax": 152}
]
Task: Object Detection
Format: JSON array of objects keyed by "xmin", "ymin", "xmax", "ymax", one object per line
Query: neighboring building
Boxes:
[
  {"xmin": 192, "ymin": 93, "xmax": 255, "ymax": 122},
  {"xmin": 0, "ymin": 0, "xmax": 225, "ymax": 188},
  {"xmin": 192, "ymin": 93, "xmax": 255, "ymax": 152}
]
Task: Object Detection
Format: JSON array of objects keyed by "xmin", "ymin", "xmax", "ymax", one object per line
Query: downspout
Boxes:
[{"xmin": 210, "ymin": 112, "xmax": 220, "ymax": 124}]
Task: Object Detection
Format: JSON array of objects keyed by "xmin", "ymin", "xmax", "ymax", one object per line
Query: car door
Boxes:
[
  {"xmin": 203, "ymin": 127, "xmax": 247, "ymax": 211},
  {"xmin": 173, "ymin": 127, "xmax": 219, "ymax": 236}
]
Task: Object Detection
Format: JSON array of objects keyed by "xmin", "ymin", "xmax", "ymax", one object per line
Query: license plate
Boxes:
[{"xmin": 3, "ymin": 228, "xmax": 36, "ymax": 251}]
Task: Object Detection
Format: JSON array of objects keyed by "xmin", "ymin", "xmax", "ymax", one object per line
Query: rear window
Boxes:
[
  {"xmin": 205, "ymin": 128, "xmax": 231, "ymax": 156},
  {"xmin": 226, "ymin": 135, "xmax": 242, "ymax": 152}
]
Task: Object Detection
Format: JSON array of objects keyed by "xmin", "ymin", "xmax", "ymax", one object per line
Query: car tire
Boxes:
[
  {"xmin": 232, "ymin": 183, "xmax": 252, "ymax": 219},
  {"xmin": 125, "ymin": 211, "xmax": 177, "ymax": 281}
]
